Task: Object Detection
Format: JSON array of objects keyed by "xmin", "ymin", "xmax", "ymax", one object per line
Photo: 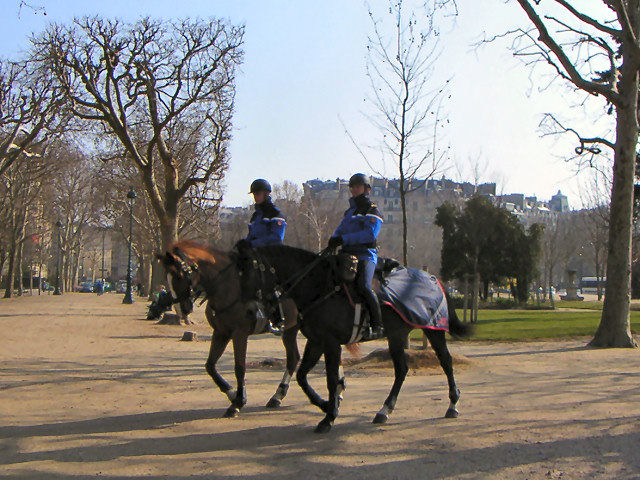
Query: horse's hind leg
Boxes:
[
  {"xmin": 267, "ymin": 301, "xmax": 300, "ymax": 408},
  {"xmin": 373, "ymin": 321, "xmax": 410, "ymax": 424},
  {"xmin": 267, "ymin": 325, "xmax": 300, "ymax": 408},
  {"xmin": 426, "ymin": 330, "xmax": 461, "ymax": 418},
  {"xmin": 296, "ymin": 339, "xmax": 326, "ymax": 411}
]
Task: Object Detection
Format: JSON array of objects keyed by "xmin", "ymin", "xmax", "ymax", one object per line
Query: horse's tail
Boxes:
[
  {"xmin": 444, "ymin": 288, "xmax": 475, "ymax": 338},
  {"xmin": 345, "ymin": 343, "xmax": 361, "ymax": 359}
]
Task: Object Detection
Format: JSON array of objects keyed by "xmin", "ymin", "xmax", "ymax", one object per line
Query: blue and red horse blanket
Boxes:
[{"xmin": 378, "ymin": 267, "xmax": 449, "ymax": 331}]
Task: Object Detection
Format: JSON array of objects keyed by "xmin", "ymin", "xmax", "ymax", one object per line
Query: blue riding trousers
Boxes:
[{"xmin": 356, "ymin": 258, "xmax": 376, "ymax": 293}]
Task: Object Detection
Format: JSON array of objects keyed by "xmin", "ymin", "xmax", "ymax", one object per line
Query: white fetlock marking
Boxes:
[
  {"xmin": 226, "ymin": 389, "xmax": 237, "ymax": 402},
  {"xmin": 448, "ymin": 399, "xmax": 458, "ymax": 412},
  {"xmin": 377, "ymin": 405, "xmax": 391, "ymax": 417},
  {"xmin": 273, "ymin": 372, "xmax": 292, "ymax": 401}
]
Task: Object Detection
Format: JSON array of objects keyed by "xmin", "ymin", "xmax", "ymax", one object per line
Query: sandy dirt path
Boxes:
[{"xmin": 0, "ymin": 293, "xmax": 638, "ymax": 479}]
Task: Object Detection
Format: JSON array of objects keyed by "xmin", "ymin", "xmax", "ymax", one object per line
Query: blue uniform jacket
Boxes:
[
  {"xmin": 332, "ymin": 194, "xmax": 383, "ymax": 263},
  {"xmin": 246, "ymin": 199, "xmax": 286, "ymax": 247}
]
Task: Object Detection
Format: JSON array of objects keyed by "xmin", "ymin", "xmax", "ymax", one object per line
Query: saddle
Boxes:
[
  {"xmin": 375, "ymin": 257, "xmax": 401, "ymax": 282},
  {"xmin": 234, "ymin": 245, "xmax": 285, "ymax": 335},
  {"xmin": 329, "ymin": 255, "xmax": 400, "ymax": 344}
]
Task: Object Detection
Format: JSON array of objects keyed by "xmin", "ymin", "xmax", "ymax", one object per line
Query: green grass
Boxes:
[{"xmin": 409, "ymin": 305, "xmax": 640, "ymax": 342}]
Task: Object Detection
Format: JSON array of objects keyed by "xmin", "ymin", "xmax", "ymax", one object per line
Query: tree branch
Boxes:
[{"xmin": 516, "ymin": 0, "xmax": 621, "ymax": 104}]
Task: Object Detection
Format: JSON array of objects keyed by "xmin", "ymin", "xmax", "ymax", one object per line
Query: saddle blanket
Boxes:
[{"xmin": 378, "ymin": 267, "xmax": 449, "ymax": 331}]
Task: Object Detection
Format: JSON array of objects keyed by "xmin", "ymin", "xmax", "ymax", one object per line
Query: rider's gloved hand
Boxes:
[
  {"xmin": 234, "ymin": 239, "xmax": 252, "ymax": 251},
  {"xmin": 327, "ymin": 236, "xmax": 343, "ymax": 250}
]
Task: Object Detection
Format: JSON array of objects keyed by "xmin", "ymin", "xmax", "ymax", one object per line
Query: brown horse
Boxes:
[{"xmin": 155, "ymin": 240, "xmax": 301, "ymax": 418}]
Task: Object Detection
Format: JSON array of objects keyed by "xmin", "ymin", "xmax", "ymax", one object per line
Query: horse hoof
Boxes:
[
  {"xmin": 266, "ymin": 398, "xmax": 281, "ymax": 408},
  {"xmin": 314, "ymin": 420, "xmax": 333, "ymax": 434},
  {"xmin": 372, "ymin": 413, "xmax": 388, "ymax": 424},
  {"xmin": 223, "ymin": 406, "xmax": 240, "ymax": 418},
  {"xmin": 444, "ymin": 408, "xmax": 459, "ymax": 419}
]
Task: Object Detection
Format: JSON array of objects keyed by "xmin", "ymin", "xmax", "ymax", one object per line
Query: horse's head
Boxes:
[{"xmin": 154, "ymin": 248, "xmax": 197, "ymax": 316}]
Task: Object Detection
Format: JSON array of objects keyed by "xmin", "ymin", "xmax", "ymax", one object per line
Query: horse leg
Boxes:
[
  {"xmin": 337, "ymin": 364, "xmax": 346, "ymax": 402},
  {"xmin": 205, "ymin": 331, "xmax": 236, "ymax": 405},
  {"xmin": 296, "ymin": 339, "xmax": 326, "ymax": 412},
  {"xmin": 426, "ymin": 330, "xmax": 461, "ymax": 418},
  {"xmin": 266, "ymin": 301, "xmax": 300, "ymax": 408},
  {"xmin": 223, "ymin": 332, "xmax": 249, "ymax": 418},
  {"xmin": 314, "ymin": 340, "xmax": 342, "ymax": 434},
  {"xmin": 373, "ymin": 321, "xmax": 410, "ymax": 424}
]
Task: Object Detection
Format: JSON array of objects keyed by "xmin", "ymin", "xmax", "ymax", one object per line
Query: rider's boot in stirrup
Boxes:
[
  {"xmin": 268, "ymin": 292, "xmax": 285, "ymax": 336},
  {"xmin": 362, "ymin": 288, "xmax": 384, "ymax": 341}
]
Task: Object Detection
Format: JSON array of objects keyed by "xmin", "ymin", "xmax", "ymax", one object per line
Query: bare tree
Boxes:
[
  {"xmin": 33, "ymin": 17, "xmax": 244, "ymax": 250},
  {"xmin": 357, "ymin": 0, "xmax": 454, "ymax": 266},
  {"xmin": 0, "ymin": 58, "xmax": 67, "ymax": 178},
  {"xmin": 47, "ymin": 144, "xmax": 99, "ymax": 293},
  {"xmin": 1, "ymin": 148, "xmax": 53, "ymax": 297},
  {"xmin": 504, "ymin": 1, "xmax": 637, "ymax": 347}
]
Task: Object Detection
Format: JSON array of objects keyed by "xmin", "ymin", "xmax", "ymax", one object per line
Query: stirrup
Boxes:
[
  {"xmin": 362, "ymin": 325, "xmax": 384, "ymax": 341},
  {"xmin": 269, "ymin": 322, "xmax": 284, "ymax": 336}
]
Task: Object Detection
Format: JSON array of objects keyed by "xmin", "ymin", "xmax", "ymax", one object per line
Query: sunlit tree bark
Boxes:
[{"xmin": 508, "ymin": 0, "xmax": 638, "ymax": 347}]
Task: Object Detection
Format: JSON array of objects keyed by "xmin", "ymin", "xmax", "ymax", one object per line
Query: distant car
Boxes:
[
  {"xmin": 115, "ymin": 280, "xmax": 127, "ymax": 293},
  {"xmin": 76, "ymin": 281, "xmax": 94, "ymax": 293}
]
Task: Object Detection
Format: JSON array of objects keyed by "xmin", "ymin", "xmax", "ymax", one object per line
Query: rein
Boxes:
[
  {"xmin": 197, "ymin": 260, "xmax": 242, "ymax": 315},
  {"xmin": 173, "ymin": 248, "xmax": 242, "ymax": 316},
  {"xmin": 255, "ymin": 247, "xmax": 343, "ymax": 319},
  {"xmin": 277, "ymin": 247, "xmax": 331, "ymax": 298}
]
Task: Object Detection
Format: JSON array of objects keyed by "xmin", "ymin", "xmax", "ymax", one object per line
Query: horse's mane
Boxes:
[{"xmin": 169, "ymin": 239, "xmax": 230, "ymax": 266}]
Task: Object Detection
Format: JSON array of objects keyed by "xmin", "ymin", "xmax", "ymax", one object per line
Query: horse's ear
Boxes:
[{"xmin": 172, "ymin": 246, "xmax": 189, "ymax": 262}]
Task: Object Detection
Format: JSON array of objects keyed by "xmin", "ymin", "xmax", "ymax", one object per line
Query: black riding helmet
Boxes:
[
  {"xmin": 348, "ymin": 173, "xmax": 371, "ymax": 189},
  {"xmin": 249, "ymin": 178, "xmax": 272, "ymax": 194}
]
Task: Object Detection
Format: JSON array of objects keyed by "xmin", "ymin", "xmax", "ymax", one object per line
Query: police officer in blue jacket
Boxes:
[
  {"xmin": 328, "ymin": 173, "xmax": 384, "ymax": 340},
  {"xmin": 236, "ymin": 179, "xmax": 286, "ymax": 249},
  {"xmin": 235, "ymin": 179, "xmax": 288, "ymax": 334}
]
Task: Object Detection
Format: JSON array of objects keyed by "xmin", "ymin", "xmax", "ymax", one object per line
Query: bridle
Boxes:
[{"xmin": 170, "ymin": 250, "xmax": 242, "ymax": 316}]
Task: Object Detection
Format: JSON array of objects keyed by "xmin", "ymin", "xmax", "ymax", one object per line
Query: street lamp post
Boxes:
[
  {"xmin": 123, "ymin": 187, "xmax": 137, "ymax": 304},
  {"xmin": 101, "ymin": 227, "xmax": 106, "ymax": 285},
  {"xmin": 53, "ymin": 220, "xmax": 63, "ymax": 295}
]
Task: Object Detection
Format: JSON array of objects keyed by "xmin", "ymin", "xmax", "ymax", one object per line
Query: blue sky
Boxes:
[{"xmin": 0, "ymin": 0, "xmax": 612, "ymax": 208}]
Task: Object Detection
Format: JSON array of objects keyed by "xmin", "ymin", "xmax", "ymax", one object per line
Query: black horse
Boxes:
[
  {"xmin": 156, "ymin": 240, "xmax": 302, "ymax": 418},
  {"xmin": 163, "ymin": 241, "xmax": 472, "ymax": 433}
]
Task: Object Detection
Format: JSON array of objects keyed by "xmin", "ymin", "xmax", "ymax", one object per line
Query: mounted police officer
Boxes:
[
  {"xmin": 235, "ymin": 179, "xmax": 288, "ymax": 334},
  {"xmin": 236, "ymin": 179, "xmax": 286, "ymax": 249},
  {"xmin": 327, "ymin": 173, "xmax": 384, "ymax": 340}
]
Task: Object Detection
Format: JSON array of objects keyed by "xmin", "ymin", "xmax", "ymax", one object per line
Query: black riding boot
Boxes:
[{"xmin": 362, "ymin": 287, "xmax": 383, "ymax": 340}]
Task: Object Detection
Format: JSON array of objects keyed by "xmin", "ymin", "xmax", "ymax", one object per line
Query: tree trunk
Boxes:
[
  {"xmin": 141, "ymin": 250, "xmax": 152, "ymax": 300},
  {"xmin": 16, "ymin": 240, "xmax": 24, "ymax": 296},
  {"xmin": 462, "ymin": 274, "xmax": 469, "ymax": 323},
  {"xmin": 160, "ymin": 213, "xmax": 178, "ymax": 252},
  {"xmin": 590, "ymin": 60, "xmax": 638, "ymax": 348},
  {"xmin": 149, "ymin": 258, "xmax": 165, "ymax": 299},
  {"xmin": 400, "ymin": 184, "xmax": 408, "ymax": 266},
  {"xmin": 472, "ymin": 272, "xmax": 479, "ymax": 323},
  {"xmin": 3, "ymin": 244, "xmax": 16, "ymax": 298}
]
